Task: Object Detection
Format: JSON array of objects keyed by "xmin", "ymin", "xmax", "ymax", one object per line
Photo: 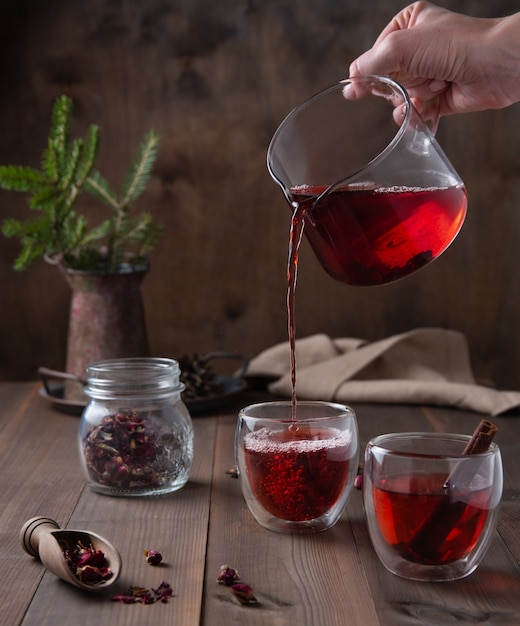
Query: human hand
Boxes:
[{"xmin": 349, "ymin": 1, "xmax": 520, "ymax": 120}]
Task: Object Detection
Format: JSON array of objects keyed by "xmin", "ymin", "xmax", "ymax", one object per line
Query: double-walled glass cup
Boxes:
[
  {"xmin": 267, "ymin": 76, "xmax": 467, "ymax": 286},
  {"xmin": 363, "ymin": 432, "xmax": 502, "ymax": 581},
  {"xmin": 236, "ymin": 401, "xmax": 359, "ymax": 533}
]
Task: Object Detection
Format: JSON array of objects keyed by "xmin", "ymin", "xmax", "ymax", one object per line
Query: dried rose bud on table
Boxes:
[
  {"xmin": 112, "ymin": 581, "xmax": 173, "ymax": 604},
  {"xmin": 217, "ymin": 564, "xmax": 240, "ymax": 586},
  {"xmin": 231, "ymin": 583, "xmax": 258, "ymax": 605},
  {"xmin": 143, "ymin": 549, "xmax": 163, "ymax": 565},
  {"xmin": 216, "ymin": 565, "xmax": 259, "ymax": 606}
]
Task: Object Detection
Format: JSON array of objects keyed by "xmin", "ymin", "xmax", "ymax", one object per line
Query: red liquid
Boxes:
[
  {"xmin": 372, "ymin": 473, "xmax": 491, "ymax": 565},
  {"xmin": 287, "ymin": 207, "xmax": 305, "ymax": 419},
  {"xmin": 244, "ymin": 426, "xmax": 351, "ymax": 521},
  {"xmin": 291, "ymin": 184, "xmax": 467, "ymax": 286}
]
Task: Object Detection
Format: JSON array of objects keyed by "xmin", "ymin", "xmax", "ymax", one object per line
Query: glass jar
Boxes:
[{"xmin": 78, "ymin": 358, "xmax": 194, "ymax": 496}]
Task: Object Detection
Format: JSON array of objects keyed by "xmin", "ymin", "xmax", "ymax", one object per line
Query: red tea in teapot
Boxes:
[{"xmin": 291, "ymin": 183, "xmax": 467, "ymax": 286}]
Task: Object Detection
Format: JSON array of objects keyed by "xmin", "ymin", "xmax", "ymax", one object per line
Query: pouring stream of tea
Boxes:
[{"xmin": 287, "ymin": 202, "xmax": 306, "ymax": 423}]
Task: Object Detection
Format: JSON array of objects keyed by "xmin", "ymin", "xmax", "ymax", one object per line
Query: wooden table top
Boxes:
[{"xmin": 2, "ymin": 381, "xmax": 519, "ymax": 625}]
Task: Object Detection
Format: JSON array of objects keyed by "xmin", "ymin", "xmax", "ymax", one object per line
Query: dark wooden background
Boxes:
[{"xmin": 1, "ymin": 0, "xmax": 519, "ymax": 390}]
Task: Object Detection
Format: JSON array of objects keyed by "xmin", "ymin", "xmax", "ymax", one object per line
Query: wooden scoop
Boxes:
[{"xmin": 20, "ymin": 516, "xmax": 122, "ymax": 591}]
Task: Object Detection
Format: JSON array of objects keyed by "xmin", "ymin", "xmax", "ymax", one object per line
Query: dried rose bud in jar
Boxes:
[{"xmin": 79, "ymin": 358, "xmax": 193, "ymax": 496}]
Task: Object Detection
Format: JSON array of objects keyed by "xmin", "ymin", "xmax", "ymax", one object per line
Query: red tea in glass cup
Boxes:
[
  {"xmin": 267, "ymin": 76, "xmax": 467, "ymax": 286},
  {"xmin": 363, "ymin": 432, "xmax": 502, "ymax": 581},
  {"xmin": 236, "ymin": 401, "xmax": 359, "ymax": 532},
  {"xmin": 244, "ymin": 426, "xmax": 351, "ymax": 521}
]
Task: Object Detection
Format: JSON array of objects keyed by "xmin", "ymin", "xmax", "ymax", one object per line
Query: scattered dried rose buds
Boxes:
[
  {"xmin": 64, "ymin": 541, "xmax": 113, "ymax": 585},
  {"xmin": 217, "ymin": 564, "xmax": 240, "ymax": 586},
  {"xmin": 217, "ymin": 565, "xmax": 258, "ymax": 606},
  {"xmin": 231, "ymin": 582, "xmax": 258, "ymax": 605},
  {"xmin": 112, "ymin": 581, "xmax": 173, "ymax": 604},
  {"xmin": 143, "ymin": 549, "xmax": 163, "ymax": 565}
]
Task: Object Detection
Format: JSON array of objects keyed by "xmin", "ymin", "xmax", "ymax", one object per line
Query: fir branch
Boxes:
[
  {"xmin": 75, "ymin": 124, "xmax": 100, "ymax": 185},
  {"xmin": 84, "ymin": 171, "xmax": 118, "ymax": 209},
  {"xmin": 3, "ymin": 213, "xmax": 54, "ymax": 270},
  {"xmin": 0, "ymin": 95, "xmax": 162, "ymax": 272},
  {"xmin": 59, "ymin": 138, "xmax": 82, "ymax": 192},
  {"xmin": 136, "ymin": 219, "xmax": 163, "ymax": 257},
  {"xmin": 50, "ymin": 95, "xmax": 72, "ymax": 177},
  {"xmin": 119, "ymin": 130, "xmax": 159, "ymax": 208},
  {"xmin": 0, "ymin": 166, "xmax": 47, "ymax": 192}
]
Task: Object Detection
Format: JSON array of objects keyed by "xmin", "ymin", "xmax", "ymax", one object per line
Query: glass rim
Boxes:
[
  {"xmin": 266, "ymin": 75, "xmax": 412, "ymax": 192},
  {"xmin": 85, "ymin": 357, "xmax": 184, "ymax": 399},
  {"xmin": 367, "ymin": 431, "xmax": 499, "ymax": 459},
  {"xmin": 238, "ymin": 400, "xmax": 355, "ymax": 423},
  {"xmin": 87, "ymin": 357, "xmax": 180, "ymax": 376}
]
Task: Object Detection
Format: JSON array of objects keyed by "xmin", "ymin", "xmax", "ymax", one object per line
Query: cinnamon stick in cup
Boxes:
[
  {"xmin": 461, "ymin": 419, "xmax": 498, "ymax": 455},
  {"xmin": 408, "ymin": 419, "xmax": 498, "ymax": 562}
]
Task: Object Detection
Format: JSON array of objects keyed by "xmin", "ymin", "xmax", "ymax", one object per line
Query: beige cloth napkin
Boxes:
[{"xmin": 246, "ymin": 328, "xmax": 520, "ymax": 416}]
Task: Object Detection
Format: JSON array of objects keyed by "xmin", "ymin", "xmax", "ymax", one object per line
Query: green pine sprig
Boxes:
[
  {"xmin": 84, "ymin": 130, "xmax": 162, "ymax": 271},
  {"xmin": 0, "ymin": 95, "xmax": 162, "ymax": 272}
]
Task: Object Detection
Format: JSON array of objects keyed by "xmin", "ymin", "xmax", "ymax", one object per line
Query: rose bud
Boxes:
[{"xmin": 143, "ymin": 549, "xmax": 163, "ymax": 565}]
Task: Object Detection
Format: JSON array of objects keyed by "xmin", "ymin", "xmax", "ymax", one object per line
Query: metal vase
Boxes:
[{"xmin": 62, "ymin": 262, "xmax": 150, "ymax": 400}]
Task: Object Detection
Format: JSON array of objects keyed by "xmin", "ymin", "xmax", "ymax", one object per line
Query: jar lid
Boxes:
[{"xmin": 85, "ymin": 357, "xmax": 185, "ymax": 399}]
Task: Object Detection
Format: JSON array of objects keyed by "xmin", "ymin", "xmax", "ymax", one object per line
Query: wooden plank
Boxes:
[
  {"xmin": 202, "ymin": 412, "xmax": 380, "ymax": 626},
  {"xmin": 0, "ymin": 381, "xmax": 37, "ymax": 418},
  {"xmin": 492, "ymin": 414, "xmax": 520, "ymax": 568},
  {"xmin": 20, "ymin": 415, "xmax": 217, "ymax": 626},
  {"xmin": 351, "ymin": 402, "xmax": 432, "ymax": 448},
  {"xmin": 0, "ymin": 384, "xmax": 85, "ymax": 626},
  {"xmin": 2, "ymin": 383, "xmax": 520, "ymax": 626}
]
